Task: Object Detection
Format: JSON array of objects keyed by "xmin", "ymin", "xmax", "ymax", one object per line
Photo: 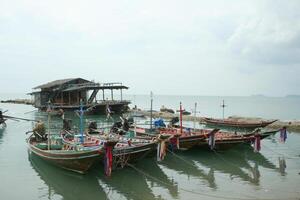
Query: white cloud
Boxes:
[
  {"xmin": 227, "ymin": 0, "xmax": 300, "ymax": 65},
  {"xmin": 0, "ymin": 0, "xmax": 299, "ymax": 96}
]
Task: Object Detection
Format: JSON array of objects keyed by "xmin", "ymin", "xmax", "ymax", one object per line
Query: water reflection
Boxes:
[
  {"xmin": 136, "ymin": 158, "xmax": 179, "ymax": 199},
  {"xmin": 29, "ymin": 153, "xmax": 108, "ymax": 200},
  {"xmin": 0, "ymin": 127, "xmax": 7, "ymax": 145},
  {"xmin": 278, "ymin": 157, "xmax": 287, "ymax": 176},
  {"xmin": 95, "ymin": 165, "xmax": 158, "ymax": 200},
  {"xmin": 173, "ymin": 145, "xmax": 279, "ymax": 187},
  {"xmin": 90, "ymin": 158, "xmax": 179, "ymax": 200},
  {"xmin": 161, "ymin": 153, "xmax": 217, "ymax": 190}
]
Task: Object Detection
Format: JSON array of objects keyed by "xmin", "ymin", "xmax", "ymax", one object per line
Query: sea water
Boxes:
[{"xmin": 0, "ymin": 94, "xmax": 300, "ymax": 200}]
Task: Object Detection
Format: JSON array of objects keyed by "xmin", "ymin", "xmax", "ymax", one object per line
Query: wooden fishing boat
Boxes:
[
  {"xmin": 61, "ymin": 131, "xmax": 160, "ymax": 169},
  {"xmin": 159, "ymin": 128, "xmax": 219, "ymax": 150},
  {"xmin": 133, "ymin": 126, "xmax": 218, "ymax": 150},
  {"xmin": 112, "ymin": 138, "xmax": 158, "ymax": 168},
  {"xmin": 197, "ymin": 129, "xmax": 279, "ymax": 150},
  {"xmin": 203, "ymin": 117, "xmax": 277, "ymax": 129},
  {"xmin": 27, "ymin": 133, "xmax": 103, "ymax": 174},
  {"xmin": 134, "ymin": 125, "xmax": 278, "ymax": 151}
]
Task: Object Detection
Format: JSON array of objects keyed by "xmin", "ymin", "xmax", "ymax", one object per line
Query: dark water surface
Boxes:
[{"xmin": 1, "ymin": 97, "xmax": 300, "ymax": 200}]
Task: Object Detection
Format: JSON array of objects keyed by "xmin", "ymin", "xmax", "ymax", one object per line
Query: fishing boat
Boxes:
[
  {"xmin": 62, "ymin": 127, "xmax": 165, "ymax": 170},
  {"xmin": 197, "ymin": 128, "xmax": 279, "ymax": 150},
  {"xmin": 27, "ymin": 133, "xmax": 104, "ymax": 174},
  {"xmin": 202, "ymin": 117, "xmax": 277, "ymax": 129},
  {"xmin": 159, "ymin": 128, "xmax": 219, "ymax": 150}
]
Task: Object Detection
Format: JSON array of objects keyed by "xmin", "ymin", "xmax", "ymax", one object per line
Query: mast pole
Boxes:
[
  {"xmin": 80, "ymin": 99, "xmax": 84, "ymax": 144},
  {"xmin": 180, "ymin": 102, "xmax": 183, "ymax": 134},
  {"xmin": 47, "ymin": 101, "xmax": 51, "ymax": 150},
  {"xmin": 150, "ymin": 91, "xmax": 153, "ymax": 131},
  {"xmin": 221, "ymin": 100, "xmax": 226, "ymax": 121},
  {"xmin": 193, "ymin": 102, "xmax": 197, "ymax": 131}
]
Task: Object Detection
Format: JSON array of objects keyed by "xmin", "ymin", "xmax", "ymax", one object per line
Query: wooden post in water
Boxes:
[{"xmin": 150, "ymin": 91, "xmax": 153, "ymax": 131}]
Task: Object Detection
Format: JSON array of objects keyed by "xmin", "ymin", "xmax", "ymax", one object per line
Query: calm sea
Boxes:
[{"xmin": 0, "ymin": 94, "xmax": 300, "ymax": 200}]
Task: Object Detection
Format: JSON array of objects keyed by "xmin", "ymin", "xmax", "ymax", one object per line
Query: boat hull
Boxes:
[
  {"xmin": 112, "ymin": 142, "xmax": 157, "ymax": 167},
  {"xmin": 203, "ymin": 117, "xmax": 277, "ymax": 129},
  {"xmin": 28, "ymin": 137, "xmax": 102, "ymax": 174}
]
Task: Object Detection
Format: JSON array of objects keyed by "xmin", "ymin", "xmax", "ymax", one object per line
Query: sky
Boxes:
[{"xmin": 0, "ymin": 0, "xmax": 299, "ymax": 96}]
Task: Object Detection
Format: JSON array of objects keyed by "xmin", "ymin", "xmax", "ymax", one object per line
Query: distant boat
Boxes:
[
  {"xmin": 203, "ymin": 117, "xmax": 277, "ymax": 129},
  {"xmin": 133, "ymin": 125, "xmax": 278, "ymax": 151}
]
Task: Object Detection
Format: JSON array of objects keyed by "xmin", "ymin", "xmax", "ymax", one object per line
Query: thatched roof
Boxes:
[{"xmin": 33, "ymin": 78, "xmax": 90, "ymax": 89}]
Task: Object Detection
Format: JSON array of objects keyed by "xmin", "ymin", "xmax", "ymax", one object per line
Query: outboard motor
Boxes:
[
  {"xmin": 127, "ymin": 116, "xmax": 134, "ymax": 125},
  {"xmin": 169, "ymin": 117, "xmax": 179, "ymax": 127},
  {"xmin": 110, "ymin": 121, "xmax": 123, "ymax": 134},
  {"xmin": 88, "ymin": 121, "xmax": 97, "ymax": 133},
  {"xmin": 33, "ymin": 122, "xmax": 47, "ymax": 141},
  {"xmin": 63, "ymin": 119, "xmax": 72, "ymax": 131},
  {"xmin": 122, "ymin": 118, "xmax": 130, "ymax": 132}
]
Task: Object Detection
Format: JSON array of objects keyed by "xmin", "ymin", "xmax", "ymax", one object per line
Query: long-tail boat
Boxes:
[
  {"xmin": 27, "ymin": 133, "xmax": 104, "ymax": 174},
  {"xmin": 158, "ymin": 128, "xmax": 219, "ymax": 150},
  {"xmin": 202, "ymin": 117, "xmax": 277, "ymax": 129},
  {"xmin": 199, "ymin": 129, "xmax": 278, "ymax": 150},
  {"xmin": 62, "ymin": 128, "xmax": 166, "ymax": 170}
]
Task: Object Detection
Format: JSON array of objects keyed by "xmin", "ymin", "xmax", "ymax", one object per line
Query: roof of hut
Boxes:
[{"xmin": 33, "ymin": 78, "xmax": 90, "ymax": 89}]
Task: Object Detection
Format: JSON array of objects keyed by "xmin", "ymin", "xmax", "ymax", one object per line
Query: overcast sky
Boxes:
[{"xmin": 0, "ymin": 0, "xmax": 299, "ymax": 96}]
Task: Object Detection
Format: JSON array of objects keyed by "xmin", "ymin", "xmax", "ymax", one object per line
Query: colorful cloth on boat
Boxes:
[
  {"xmin": 154, "ymin": 118, "xmax": 166, "ymax": 128},
  {"xmin": 280, "ymin": 128, "xmax": 287, "ymax": 143},
  {"xmin": 104, "ymin": 143, "xmax": 113, "ymax": 176},
  {"xmin": 208, "ymin": 132, "xmax": 215, "ymax": 150},
  {"xmin": 169, "ymin": 136, "xmax": 179, "ymax": 151},
  {"xmin": 254, "ymin": 134, "xmax": 261, "ymax": 152},
  {"xmin": 157, "ymin": 141, "xmax": 166, "ymax": 161}
]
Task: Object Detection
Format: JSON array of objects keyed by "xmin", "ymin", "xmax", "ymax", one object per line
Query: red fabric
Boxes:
[{"xmin": 104, "ymin": 144, "xmax": 113, "ymax": 176}]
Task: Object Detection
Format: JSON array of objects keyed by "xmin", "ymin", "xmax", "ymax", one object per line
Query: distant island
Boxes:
[
  {"xmin": 286, "ymin": 95, "xmax": 300, "ymax": 98},
  {"xmin": 250, "ymin": 94, "xmax": 266, "ymax": 97}
]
